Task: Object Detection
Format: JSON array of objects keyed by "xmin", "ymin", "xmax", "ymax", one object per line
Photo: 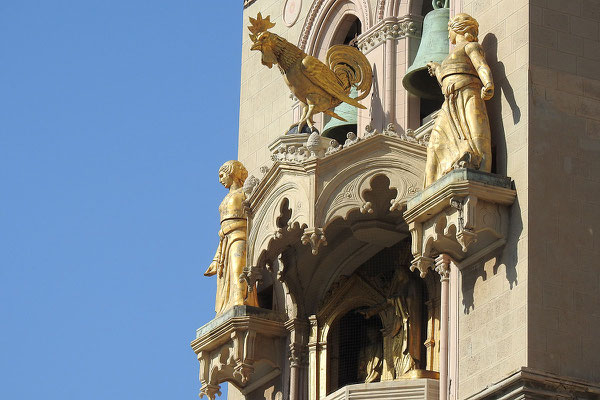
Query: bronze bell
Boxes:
[
  {"xmin": 402, "ymin": 1, "xmax": 450, "ymax": 100},
  {"xmin": 322, "ymin": 86, "xmax": 359, "ymax": 141}
]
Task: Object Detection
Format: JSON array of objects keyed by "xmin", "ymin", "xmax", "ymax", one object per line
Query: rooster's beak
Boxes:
[{"xmin": 250, "ymin": 42, "xmax": 262, "ymax": 51}]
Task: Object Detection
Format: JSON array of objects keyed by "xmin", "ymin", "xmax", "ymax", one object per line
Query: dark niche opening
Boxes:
[
  {"xmin": 328, "ymin": 309, "xmax": 383, "ymax": 393},
  {"xmin": 343, "ymin": 18, "xmax": 361, "ymax": 45},
  {"xmin": 257, "ymin": 284, "xmax": 273, "ymax": 310}
]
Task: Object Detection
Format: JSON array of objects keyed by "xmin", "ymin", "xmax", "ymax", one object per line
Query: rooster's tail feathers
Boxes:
[{"xmin": 326, "ymin": 45, "xmax": 373, "ymax": 101}]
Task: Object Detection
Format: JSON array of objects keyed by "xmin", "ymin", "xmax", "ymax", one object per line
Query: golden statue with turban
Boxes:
[{"xmin": 425, "ymin": 13, "xmax": 494, "ymax": 187}]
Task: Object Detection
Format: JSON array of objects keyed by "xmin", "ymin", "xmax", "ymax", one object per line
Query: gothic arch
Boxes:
[
  {"xmin": 248, "ymin": 181, "xmax": 310, "ymax": 267},
  {"xmin": 299, "ymin": 0, "xmax": 372, "ymax": 56},
  {"xmin": 375, "ymin": 0, "xmax": 427, "ymax": 22}
]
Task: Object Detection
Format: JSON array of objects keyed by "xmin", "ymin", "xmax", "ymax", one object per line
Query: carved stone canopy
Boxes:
[{"xmin": 246, "ymin": 131, "xmax": 427, "ymax": 269}]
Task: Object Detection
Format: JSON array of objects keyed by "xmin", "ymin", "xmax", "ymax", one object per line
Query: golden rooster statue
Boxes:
[{"xmin": 249, "ymin": 13, "xmax": 372, "ymax": 133}]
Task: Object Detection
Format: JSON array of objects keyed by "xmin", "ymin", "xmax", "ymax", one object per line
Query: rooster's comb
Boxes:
[{"xmin": 248, "ymin": 13, "xmax": 276, "ymax": 42}]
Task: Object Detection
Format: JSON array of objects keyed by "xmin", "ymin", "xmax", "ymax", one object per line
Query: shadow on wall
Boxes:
[
  {"xmin": 369, "ymin": 64, "xmax": 384, "ymax": 132},
  {"xmin": 482, "ymin": 32, "xmax": 523, "ymax": 291},
  {"xmin": 458, "ymin": 35, "xmax": 523, "ymax": 312},
  {"xmin": 482, "ymin": 33, "xmax": 521, "ymax": 177},
  {"xmin": 460, "ymin": 200, "xmax": 522, "ymax": 314}
]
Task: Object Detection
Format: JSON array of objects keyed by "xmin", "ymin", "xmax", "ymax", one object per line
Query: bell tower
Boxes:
[{"xmin": 191, "ymin": 1, "xmax": 600, "ymax": 399}]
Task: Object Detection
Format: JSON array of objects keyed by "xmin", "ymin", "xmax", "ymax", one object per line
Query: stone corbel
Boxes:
[
  {"xmin": 230, "ymin": 330, "xmax": 256, "ymax": 383},
  {"xmin": 404, "ymin": 169, "xmax": 516, "ymax": 274},
  {"xmin": 191, "ymin": 306, "xmax": 287, "ymax": 400},
  {"xmin": 449, "ymin": 195, "xmax": 479, "ymax": 252},
  {"xmin": 301, "ymin": 227, "xmax": 327, "ymax": 255},
  {"xmin": 411, "ymin": 255, "xmax": 436, "ymax": 278}
]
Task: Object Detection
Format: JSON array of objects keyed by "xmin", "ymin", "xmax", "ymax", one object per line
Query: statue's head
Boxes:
[
  {"xmin": 218, "ymin": 160, "xmax": 248, "ymax": 189},
  {"xmin": 448, "ymin": 13, "xmax": 479, "ymax": 43}
]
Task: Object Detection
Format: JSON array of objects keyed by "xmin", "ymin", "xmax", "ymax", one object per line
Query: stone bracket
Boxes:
[
  {"xmin": 404, "ymin": 169, "xmax": 516, "ymax": 276},
  {"xmin": 191, "ymin": 306, "xmax": 287, "ymax": 400},
  {"xmin": 301, "ymin": 227, "xmax": 327, "ymax": 255}
]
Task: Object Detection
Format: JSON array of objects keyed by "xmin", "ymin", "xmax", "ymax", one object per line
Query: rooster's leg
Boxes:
[
  {"xmin": 290, "ymin": 103, "xmax": 309, "ymax": 132},
  {"xmin": 305, "ymin": 104, "xmax": 316, "ymax": 131}
]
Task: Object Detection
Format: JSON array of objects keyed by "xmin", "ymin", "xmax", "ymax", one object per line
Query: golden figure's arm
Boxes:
[
  {"xmin": 427, "ymin": 62, "xmax": 443, "ymax": 84},
  {"xmin": 465, "ymin": 42, "xmax": 494, "ymax": 100},
  {"xmin": 204, "ymin": 230, "xmax": 224, "ymax": 276}
]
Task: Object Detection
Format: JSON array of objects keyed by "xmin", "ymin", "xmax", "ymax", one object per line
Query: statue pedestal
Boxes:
[
  {"xmin": 324, "ymin": 378, "xmax": 440, "ymax": 400},
  {"xmin": 404, "ymin": 169, "xmax": 516, "ymax": 275},
  {"xmin": 190, "ymin": 306, "xmax": 287, "ymax": 400}
]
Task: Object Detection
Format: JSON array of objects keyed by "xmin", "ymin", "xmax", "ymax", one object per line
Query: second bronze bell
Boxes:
[{"xmin": 402, "ymin": 1, "xmax": 450, "ymax": 100}]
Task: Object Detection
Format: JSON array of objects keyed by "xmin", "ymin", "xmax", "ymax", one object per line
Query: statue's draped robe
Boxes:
[
  {"xmin": 205, "ymin": 189, "xmax": 259, "ymax": 314},
  {"xmin": 360, "ymin": 331, "xmax": 383, "ymax": 383},
  {"xmin": 425, "ymin": 42, "xmax": 493, "ymax": 187},
  {"xmin": 387, "ymin": 270, "xmax": 421, "ymax": 377}
]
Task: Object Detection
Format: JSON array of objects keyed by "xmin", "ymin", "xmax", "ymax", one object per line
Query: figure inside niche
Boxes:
[
  {"xmin": 425, "ymin": 13, "xmax": 494, "ymax": 187},
  {"xmin": 204, "ymin": 160, "xmax": 259, "ymax": 314},
  {"xmin": 358, "ymin": 324, "xmax": 383, "ymax": 383},
  {"xmin": 362, "ymin": 268, "xmax": 422, "ymax": 378}
]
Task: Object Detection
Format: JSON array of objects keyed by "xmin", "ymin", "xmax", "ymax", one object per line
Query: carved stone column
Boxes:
[
  {"xmin": 307, "ymin": 315, "xmax": 320, "ymax": 400},
  {"xmin": 285, "ymin": 318, "xmax": 308, "ymax": 400},
  {"xmin": 435, "ymin": 254, "xmax": 452, "ymax": 400}
]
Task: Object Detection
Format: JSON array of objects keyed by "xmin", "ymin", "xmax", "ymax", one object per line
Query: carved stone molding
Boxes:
[
  {"xmin": 376, "ymin": 0, "xmax": 386, "ymax": 22},
  {"xmin": 434, "ymin": 254, "xmax": 451, "ymax": 281},
  {"xmin": 299, "ymin": 0, "xmax": 372, "ymax": 52},
  {"xmin": 357, "ymin": 16, "xmax": 423, "ymax": 54},
  {"xmin": 269, "ymin": 124, "xmax": 426, "ymax": 169},
  {"xmin": 269, "ymin": 133, "xmax": 330, "ymax": 164},
  {"xmin": 191, "ymin": 306, "xmax": 287, "ymax": 399},
  {"xmin": 465, "ymin": 367, "xmax": 600, "ymax": 400},
  {"xmin": 364, "ymin": 122, "xmax": 428, "ymax": 147},
  {"xmin": 404, "ymin": 169, "xmax": 516, "ymax": 277}
]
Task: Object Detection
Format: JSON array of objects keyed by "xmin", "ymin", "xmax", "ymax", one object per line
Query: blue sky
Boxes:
[{"xmin": 1, "ymin": 2, "xmax": 244, "ymax": 398}]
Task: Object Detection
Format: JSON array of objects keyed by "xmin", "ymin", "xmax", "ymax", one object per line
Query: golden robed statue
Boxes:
[
  {"xmin": 425, "ymin": 13, "xmax": 494, "ymax": 187},
  {"xmin": 204, "ymin": 160, "xmax": 259, "ymax": 314}
]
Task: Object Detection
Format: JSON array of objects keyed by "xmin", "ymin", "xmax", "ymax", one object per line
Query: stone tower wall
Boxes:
[
  {"xmin": 527, "ymin": 0, "xmax": 600, "ymax": 384},
  {"xmin": 453, "ymin": 1, "xmax": 530, "ymax": 397}
]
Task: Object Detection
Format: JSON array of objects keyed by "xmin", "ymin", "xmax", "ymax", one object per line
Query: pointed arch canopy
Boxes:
[{"xmin": 245, "ymin": 133, "xmax": 426, "ymax": 269}]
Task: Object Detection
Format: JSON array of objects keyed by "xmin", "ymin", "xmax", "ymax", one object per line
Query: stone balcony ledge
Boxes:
[
  {"xmin": 324, "ymin": 378, "xmax": 440, "ymax": 400},
  {"xmin": 191, "ymin": 306, "xmax": 287, "ymax": 400},
  {"xmin": 404, "ymin": 168, "xmax": 517, "ymax": 276}
]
